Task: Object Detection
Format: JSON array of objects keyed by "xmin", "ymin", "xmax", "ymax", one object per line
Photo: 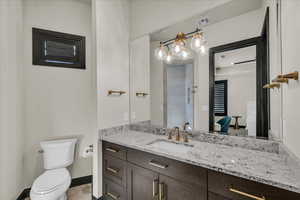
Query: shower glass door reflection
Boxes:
[{"xmin": 165, "ymin": 63, "xmax": 194, "ymax": 129}]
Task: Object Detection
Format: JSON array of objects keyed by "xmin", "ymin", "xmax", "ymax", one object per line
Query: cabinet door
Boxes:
[
  {"xmin": 103, "ymin": 178, "xmax": 127, "ymax": 200},
  {"xmin": 127, "ymin": 163, "xmax": 159, "ymax": 200},
  {"xmin": 208, "ymin": 192, "xmax": 232, "ymax": 200},
  {"xmin": 159, "ymin": 175, "xmax": 206, "ymax": 200}
]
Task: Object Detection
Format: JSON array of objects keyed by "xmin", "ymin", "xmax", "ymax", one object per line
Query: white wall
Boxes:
[
  {"xmin": 23, "ymin": 0, "xmax": 96, "ymax": 187},
  {"xmin": 94, "ymin": 0, "xmax": 130, "ymax": 197},
  {"xmin": 0, "ymin": 0, "xmax": 25, "ymax": 199},
  {"xmin": 194, "ymin": 8, "xmax": 264, "ymax": 131},
  {"xmin": 130, "ymin": 0, "xmax": 232, "ymax": 39},
  {"xmin": 281, "ymin": 0, "xmax": 300, "ymax": 159},
  {"xmin": 262, "ymin": 0, "xmax": 283, "ymax": 140},
  {"xmin": 130, "ymin": 35, "xmax": 150, "ymax": 123},
  {"xmin": 216, "ymin": 64, "xmax": 256, "ymax": 126},
  {"xmin": 149, "ymin": 9, "xmax": 265, "ymax": 130},
  {"xmin": 150, "ymin": 41, "xmax": 164, "ymax": 126}
]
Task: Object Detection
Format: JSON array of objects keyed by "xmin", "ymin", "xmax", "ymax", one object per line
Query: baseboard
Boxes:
[
  {"xmin": 70, "ymin": 175, "xmax": 93, "ymax": 188},
  {"xmin": 17, "ymin": 175, "xmax": 92, "ymax": 200},
  {"xmin": 16, "ymin": 188, "xmax": 30, "ymax": 200}
]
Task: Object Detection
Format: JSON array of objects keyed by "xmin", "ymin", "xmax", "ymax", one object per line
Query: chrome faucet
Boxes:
[{"xmin": 183, "ymin": 122, "xmax": 190, "ymax": 131}]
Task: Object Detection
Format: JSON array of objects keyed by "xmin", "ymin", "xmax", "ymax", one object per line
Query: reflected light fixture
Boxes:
[
  {"xmin": 154, "ymin": 28, "xmax": 208, "ymax": 63},
  {"xmin": 154, "ymin": 43, "xmax": 167, "ymax": 60},
  {"xmin": 165, "ymin": 52, "xmax": 173, "ymax": 63}
]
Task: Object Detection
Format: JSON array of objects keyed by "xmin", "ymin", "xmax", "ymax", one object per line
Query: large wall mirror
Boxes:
[{"xmin": 130, "ymin": 0, "xmax": 276, "ymax": 140}]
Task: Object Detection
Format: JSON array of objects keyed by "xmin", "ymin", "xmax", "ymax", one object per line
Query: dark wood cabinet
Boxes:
[
  {"xmin": 102, "ymin": 141, "xmax": 300, "ymax": 200},
  {"xmin": 208, "ymin": 192, "xmax": 232, "ymax": 200},
  {"xmin": 127, "ymin": 163, "xmax": 159, "ymax": 200},
  {"xmin": 103, "ymin": 154, "xmax": 127, "ymax": 187},
  {"xmin": 103, "ymin": 178, "xmax": 127, "ymax": 200},
  {"xmin": 159, "ymin": 175, "xmax": 206, "ymax": 200}
]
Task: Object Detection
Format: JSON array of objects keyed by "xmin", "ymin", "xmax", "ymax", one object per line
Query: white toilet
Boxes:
[{"xmin": 30, "ymin": 139, "xmax": 77, "ymax": 200}]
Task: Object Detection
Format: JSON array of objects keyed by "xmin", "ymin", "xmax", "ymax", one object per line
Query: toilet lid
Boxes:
[{"xmin": 32, "ymin": 168, "xmax": 70, "ymax": 194}]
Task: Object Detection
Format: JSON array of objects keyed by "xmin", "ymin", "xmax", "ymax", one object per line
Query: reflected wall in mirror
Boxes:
[
  {"xmin": 214, "ymin": 46, "xmax": 257, "ymax": 136},
  {"xmin": 130, "ymin": 0, "xmax": 275, "ymax": 140}
]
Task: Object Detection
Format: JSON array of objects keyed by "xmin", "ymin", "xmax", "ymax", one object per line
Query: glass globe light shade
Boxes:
[
  {"xmin": 191, "ymin": 32, "xmax": 204, "ymax": 52},
  {"xmin": 180, "ymin": 47, "xmax": 193, "ymax": 60},
  {"xmin": 155, "ymin": 45, "xmax": 167, "ymax": 60},
  {"xmin": 200, "ymin": 41, "xmax": 208, "ymax": 55},
  {"xmin": 165, "ymin": 52, "xmax": 173, "ymax": 64},
  {"xmin": 171, "ymin": 40, "xmax": 184, "ymax": 56}
]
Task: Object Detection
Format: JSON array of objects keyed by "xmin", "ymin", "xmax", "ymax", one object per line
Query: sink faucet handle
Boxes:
[
  {"xmin": 167, "ymin": 129, "xmax": 173, "ymax": 140},
  {"xmin": 183, "ymin": 132, "xmax": 189, "ymax": 143},
  {"xmin": 174, "ymin": 127, "xmax": 180, "ymax": 141}
]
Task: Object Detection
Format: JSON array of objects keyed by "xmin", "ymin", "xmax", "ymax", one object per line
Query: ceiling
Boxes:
[
  {"xmin": 215, "ymin": 45, "xmax": 256, "ymax": 69},
  {"xmin": 150, "ymin": 0, "xmax": 262, "ymax": 41}
]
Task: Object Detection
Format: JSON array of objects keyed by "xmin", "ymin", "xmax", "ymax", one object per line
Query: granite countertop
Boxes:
[{"xmin": 100, "ymin": 130, "xmax": 300, "ymax": 193}]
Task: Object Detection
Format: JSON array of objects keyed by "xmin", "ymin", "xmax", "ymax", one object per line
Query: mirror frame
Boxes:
[{"xmin": 209, "ymin": 29, "xmax": 270, "ymax": 138}]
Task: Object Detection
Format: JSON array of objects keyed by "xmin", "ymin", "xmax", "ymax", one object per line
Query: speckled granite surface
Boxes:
[
  {"xmin": 99, "ymin": 130, "xmax": 300, "ymax": 194},
  {"xmin": 129, "ymin": 121, "xmax": 279, "ymax": 153}
]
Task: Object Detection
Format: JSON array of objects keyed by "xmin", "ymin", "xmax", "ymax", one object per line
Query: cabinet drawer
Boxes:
[
  {"xmin": 103, "ymin": 141, "xmax": 127, "ymax": 160},
  {"xmin": 103, "ymin": 178, "xmax": 127, "ymax": 200},
  {"xmin": 104, "ymin": 154, "xmax": 127, "ymax": 187},
  {"xmin": 127, "ymin": 147, "xmax": 207, "ymax": 187},
  {"xmin": 208, "ymin": 170, "xmax": 300, "ymax": 200},
  {"xmin": 208, "ymin": 192, "xmax": 232, "ymax": 200}
]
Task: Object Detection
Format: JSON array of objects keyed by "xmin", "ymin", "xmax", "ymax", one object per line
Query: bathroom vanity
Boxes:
[{"xmin": 100, "ymin": 131, "xmax": 300, "ymax": 200}]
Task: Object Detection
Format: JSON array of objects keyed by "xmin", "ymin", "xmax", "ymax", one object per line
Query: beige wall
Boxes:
[
  {"xmin": 23, "ymin": 0, "xmax": 96, "ymax": 187},
  {"xmin": 0, "ymin": 0, "xmax": 25, "ymax": 199}
]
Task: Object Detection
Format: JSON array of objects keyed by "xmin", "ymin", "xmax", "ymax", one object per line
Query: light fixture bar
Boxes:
[{"xmin": 161, "ymin": 28, "xmax": 201, "ymax": 46}]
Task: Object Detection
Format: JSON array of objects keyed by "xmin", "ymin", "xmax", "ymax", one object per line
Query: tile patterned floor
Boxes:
[{"xmin": 25, "ymin": 184, "xmax": 92, "ymax": 200}]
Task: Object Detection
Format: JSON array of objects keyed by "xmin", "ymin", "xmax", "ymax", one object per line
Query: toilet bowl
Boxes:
[
  {"xmin": 30, "ymin": 168, "xmax": 71, "ymax": 200},
  {"xmin": 30, "ymin": 139, "xmax": 77, "ymax": 200}
]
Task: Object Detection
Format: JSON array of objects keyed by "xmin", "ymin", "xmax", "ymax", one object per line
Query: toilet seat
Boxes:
[
  {"xmin": 30, "ymin": 168, "xmax": 71, "ymax": 200},
  {"xmin": 32, "ymin": 168, "xmax": 70, "ymax": 194}
]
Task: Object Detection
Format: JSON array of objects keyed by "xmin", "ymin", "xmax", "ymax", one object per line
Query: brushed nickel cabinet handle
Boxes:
[
  {"xmin": 106, "ymin": 167, "xmax": 120, "ymax": 174},
  {"xmin": 107, "ymin": 192, "xmax": 120, "ymax": 200},
  {"xmin": 105, "ymin": 147, "xmax": 119, "ymax": 153},
  {"xmin": 229, "ymin": 188, "xmax": 266, "ymax": 200},
  {"xmin": 159, "ymin": 182, "xmax": 165, "ymax": 200},
  {"xmin": 149, "ymin": 160, "xmax": 168, "ymax": 169},
  {"xmin": 153, "ymin": 179, "xmax": 159, "ymax": 199}
]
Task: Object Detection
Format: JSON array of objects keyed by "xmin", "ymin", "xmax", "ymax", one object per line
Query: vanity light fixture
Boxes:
[
  {"xmin": 155, "ymin": 43, "xmax": 168, "ymax": 60},
  {"xmin": 154, "ymin": 28, "xmax": 208, "ymax": 63}
]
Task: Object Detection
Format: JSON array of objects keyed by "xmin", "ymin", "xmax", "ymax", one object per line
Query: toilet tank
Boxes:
[{"xmin": 40, "ymin": 138, "xmax": 77, "ymax": 170}]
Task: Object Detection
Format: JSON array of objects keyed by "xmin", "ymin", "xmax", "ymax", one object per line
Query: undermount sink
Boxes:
[{"xmin": 147, "ymin": 139, "xmax": 194, "ymax": 154}]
